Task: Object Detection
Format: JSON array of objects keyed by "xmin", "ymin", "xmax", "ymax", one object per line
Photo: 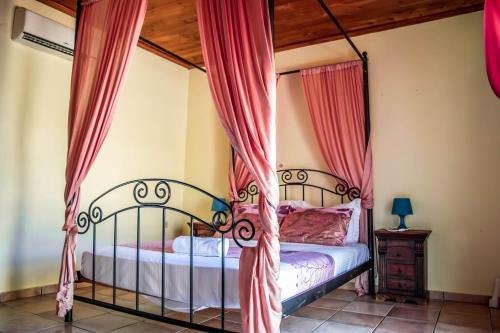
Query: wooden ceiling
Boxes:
[{"xmin": 38, "ymin": 0, "xmax": 483, "ymax": 69}]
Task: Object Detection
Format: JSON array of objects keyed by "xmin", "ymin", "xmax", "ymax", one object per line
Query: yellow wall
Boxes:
[
  {"xmin": 275, "ymin": 11, "xmax": 500, "ymax": 296},
  {"xmin": 0, "ymin": 0, "xmax": 190, "ymax": 293},
  {"xmin": 1, "ymin": 0, "xmax": 498, "ymax": 298},
  {"xmin": 183, "ymin": 70, "xmax": 230, "ymax": 230}
]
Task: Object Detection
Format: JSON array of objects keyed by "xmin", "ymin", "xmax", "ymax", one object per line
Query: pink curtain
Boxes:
[
  {"xmin": 197, "ymin": 1, "xmax": 281, "ymax": 332},
  {"xmin": 300, "ymin": 60, "xmax": 373, "ymax": 295},
  {"xmin": 229, "ymin": 152, "xmax": 253, "ymax": 202},
  {"xmin": 229, "ymin": 76, "xmax": 280, "ymax": 202},
  {"xmin": 485, "ymin": 0, "xmax": 500, "ymax": 98},
  {"xmin": 56, "ymin": 0, "xmax": 147, "ymax": 316}
]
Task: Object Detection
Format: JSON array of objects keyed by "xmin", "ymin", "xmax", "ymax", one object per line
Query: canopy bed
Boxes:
[{"xmin": 56, "ymin": 0, "xmax": 374, "ymax": 332}]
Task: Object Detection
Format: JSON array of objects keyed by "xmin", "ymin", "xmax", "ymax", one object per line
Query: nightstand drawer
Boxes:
[
  {"xmin": 387, "ymin": 278, "xmax": 416, "ymax": 291},
  {"xmin": 386, "ymin": 246, "xmax": 415, "ymax": 261},
  {"xmin": 387, "ymin": 262, "xmax": 416, "ymax": 278}
]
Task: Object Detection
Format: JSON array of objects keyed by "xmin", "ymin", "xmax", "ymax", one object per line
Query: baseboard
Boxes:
[
  {"xmin": 429, "ymin": 290, "xmax": 492, "ymax": 305},
  {"xmin": 0, "ymin": 282, "xmax": 90, "ymax": 303}
]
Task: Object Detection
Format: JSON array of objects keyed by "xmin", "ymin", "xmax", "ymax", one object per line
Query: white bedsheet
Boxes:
[{"xmin": 80, "ymin": 240, "xmax": 368, "ymax": 310}]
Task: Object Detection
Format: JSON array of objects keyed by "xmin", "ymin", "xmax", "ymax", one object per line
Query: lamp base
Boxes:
[{"xmin": 398, "ymin": 215, "xmax": 408, "ymax": 230}]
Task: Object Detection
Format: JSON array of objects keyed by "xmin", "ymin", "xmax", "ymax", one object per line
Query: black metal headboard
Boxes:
[
  {"xmin": 234, "ymin": 168, "xmax": 361, "ymax": 207},
  {"xmin": 235, "ymin": 168, "xmax": 374, "ymax": 292}
]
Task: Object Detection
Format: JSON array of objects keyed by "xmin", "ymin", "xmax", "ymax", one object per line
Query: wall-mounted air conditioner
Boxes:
[{"xmin": 11, "ymin": 7, "xmax": 74, "ymax": 60}]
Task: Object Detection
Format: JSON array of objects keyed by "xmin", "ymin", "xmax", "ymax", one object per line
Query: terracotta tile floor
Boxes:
[{"xmin": 0, "ymin": 287, "xmax": 498, "ymax": 332}]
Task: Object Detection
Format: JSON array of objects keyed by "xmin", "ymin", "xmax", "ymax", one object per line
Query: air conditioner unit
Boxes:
[{"xmin": 11, "ymin": 7, "xmax": 74, "ymax": 60}]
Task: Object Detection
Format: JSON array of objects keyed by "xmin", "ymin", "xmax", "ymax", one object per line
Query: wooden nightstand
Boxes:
[
  {"xmin": 187, "ymin": 222, "xmax": 215, "ymax": 237},
  {"xmin": 375, "ymin": 229, "xmax": 431, "ymax": 303}
]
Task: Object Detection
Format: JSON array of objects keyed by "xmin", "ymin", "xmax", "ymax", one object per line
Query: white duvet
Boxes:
[{"xmin": 80, "ymin": 240, "xmax": 368, "ymax": 311}]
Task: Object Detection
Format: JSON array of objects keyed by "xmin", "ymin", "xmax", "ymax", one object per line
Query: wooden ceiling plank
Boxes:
[{"xmin": 37, "ymin": 0, "xmax": 484, "ymax": 67}]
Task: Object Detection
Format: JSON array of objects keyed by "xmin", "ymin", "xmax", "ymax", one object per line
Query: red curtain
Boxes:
[
  {"xmin": 197, "ymin": 0, "xmax": 281, "ymax": 331},
  {"xmin": 485, "ymin": 0, "xmax": 500, "ymax": 98},
  {"xmin": 300, "ymin": 60, "xmax": 373, "ymax": 294},
  {"xmin": 56, "ymin": 0, "xmax": 147, "ymax": 316}
]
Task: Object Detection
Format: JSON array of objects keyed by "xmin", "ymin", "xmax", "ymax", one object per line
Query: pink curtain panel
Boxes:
[
  {"xmin": 229, "ymin": 152, "xmax": 253, "ymax": 203},
  {"xmin": 196, "ymin": 0, "xmax": 282, "ymax": 332},
  {"xmin": 485, "ymin": 0, "xmax": 500, "ymax": 98},
  {"xmin": 56, "ymin": 0, "xmax": 147, "ymax": 317},
  {"xmin": 229, "ymin": 74, "xmax": 281, "ymax": 203},
  {"xmin": 301, "ymin": 60, "xmax": 374, "ymax": 295}
]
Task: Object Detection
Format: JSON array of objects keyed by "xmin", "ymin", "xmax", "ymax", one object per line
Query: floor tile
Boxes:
[
  {"xmin": 6, "ymin": 296, "xmax": 56, "ymax": 314},
  {"xmin": 435, "ymin": 322, "xmax": 492, "ymax": 333},
  {"xmin": 37, "ymin": 324, "xmax": 93, "ymax": 333},
  {"xmin": 356, "ymin": 295, "xmax": 394, "ymax": 305},
  {"xmin": 194, "ymin": 307, "xmax": 226, "ymax": 318},
  {"xmin": 375, "ymin": 317, "xmax": 434, "ymax": 333},
  {"xmin": 438, "ymin": 312, "xmax": 491, "ymax": 330},
  {"xmin": 223, "ymin": 310, "xmax": 241, "ymax": 323},
  {"xmin": 291, "ymin": 305, "xmax": 337, "ymax": 320},
  {"xmin": 309, "ymin": 298, "xmax": 350, "ymax": 310},
  {"xmin": 143, "ymin": 318, "xmax": 191, "ymax": 332},
  {"xmin": 0, "ymin": 314, "xmax": 60, "ymax": 333},
  {"xmin": 96, "ymin": 288, "xmax": 129, "ymax": 297},
  {"xmin": 393, "ymin": 300, "xmax": 443, "ymax": 311},
  {"xmin": 330, "ymin": 310, "xmax": 383, "ymax": 329},
  {"xmin": 108, "ymin": 321, "xmax": 181, "ymax": 332},
  {"xmin": 313, "ymin": 321, "xmax": 374, "ymax": 333},
  {"xmin": 39, "ymin": 303, "xmax": 106, "ymax": 322},
  {"xmin": 280, "ymin": 315, "xmax": 323, "ymax": 333},
  {"xmin": 201, "ymin": 318, "xmax": 242, "ymax": 332},
  {"xmin": 343, "ymin": 301, "xmax": 394, "ymax": 316},
  {"xmin": 73, "ymin": 313, "xmax": 138, "ymax": 333},
  {"xmin": 324, "ymin": 289, "xmax": 358, "ymax": 301},
  {"xmin": 164, "ymin": 311, "xmax": 212, "ymax": 324},
  {"xmin": 0, "ymin": 304, "xmax": 30, "ymax": 321},
  {"xmin": 387, "ymin": 306, "xmax": 439, "ymax": 322},
  {"xmin": 441, "ymin": 301, "xmax": 490, "ymax": 316}
]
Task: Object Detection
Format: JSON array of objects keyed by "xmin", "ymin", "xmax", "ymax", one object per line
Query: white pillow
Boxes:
[
  {"xmin": 280, "ymin": 200, "xmax": 316, "ymax": 209},
  {"xmin": 334, "ymin": 199, "xmax": 361, "ymax": 243}
]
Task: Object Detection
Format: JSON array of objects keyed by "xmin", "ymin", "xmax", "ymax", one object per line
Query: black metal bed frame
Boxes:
[
  {"xmin": 234, "ymin": 169, "xmax": 375, "ymax": 316},
  {"xmin": 68, "ymin": 169, "xmax": 374, "ymax": 332}
]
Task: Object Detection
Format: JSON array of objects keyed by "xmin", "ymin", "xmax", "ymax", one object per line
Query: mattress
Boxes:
[{"xmin": 80, "ymin": 240, "xmax": 368, "ymax": 310}]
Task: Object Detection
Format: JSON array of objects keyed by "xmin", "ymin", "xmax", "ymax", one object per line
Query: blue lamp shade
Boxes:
[
  {"xmin": 211, "ymin": 197, "xmax": 227, "ymax": 212},
  {"xmin": 391, "ymin": 198, "xmax": 413, "ymax": 230},
  {"xmin": 392, "ymin": 198, "xmax": 413, "ymax": 216}
]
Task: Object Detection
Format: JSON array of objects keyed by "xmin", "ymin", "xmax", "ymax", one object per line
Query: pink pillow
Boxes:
[
  {"xmin": 238, "ymin": 203, "xmax": 293, "ymax": 217},
  {"xmin": 279, "ymin": 208, "xmax": 352, "ymax": 246}
]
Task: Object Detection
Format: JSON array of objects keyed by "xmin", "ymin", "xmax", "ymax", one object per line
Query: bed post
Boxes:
[{"xmin": 362, "ymin": 52, "xmax": 375, "ymax": 295}]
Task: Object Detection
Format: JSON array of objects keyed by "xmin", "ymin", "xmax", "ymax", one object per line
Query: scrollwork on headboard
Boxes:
[{"xmin": 235, "ymin": 169, "xmax": 360, "ymax": 207}]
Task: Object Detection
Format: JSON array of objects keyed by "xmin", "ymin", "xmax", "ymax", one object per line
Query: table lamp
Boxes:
[
  {"xmin": 392, "ymin": 197, "xmax": 413, "ymax": 230},
  {"xmin": 211, "ymin": 197, "xmax": 227, "ymax": 213}
]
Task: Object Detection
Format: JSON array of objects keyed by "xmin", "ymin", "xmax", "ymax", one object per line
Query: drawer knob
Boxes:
[
  {"xmin": 398, "ymin": 283, "xmax": 402, "ymax": 288},
  {"xmin": 396, "ymin": 253, "xmax": 401, "ymax": 257},
  {"xmin": 398, "ymin": 268, "xmax": 402, "ymax": 273}
]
